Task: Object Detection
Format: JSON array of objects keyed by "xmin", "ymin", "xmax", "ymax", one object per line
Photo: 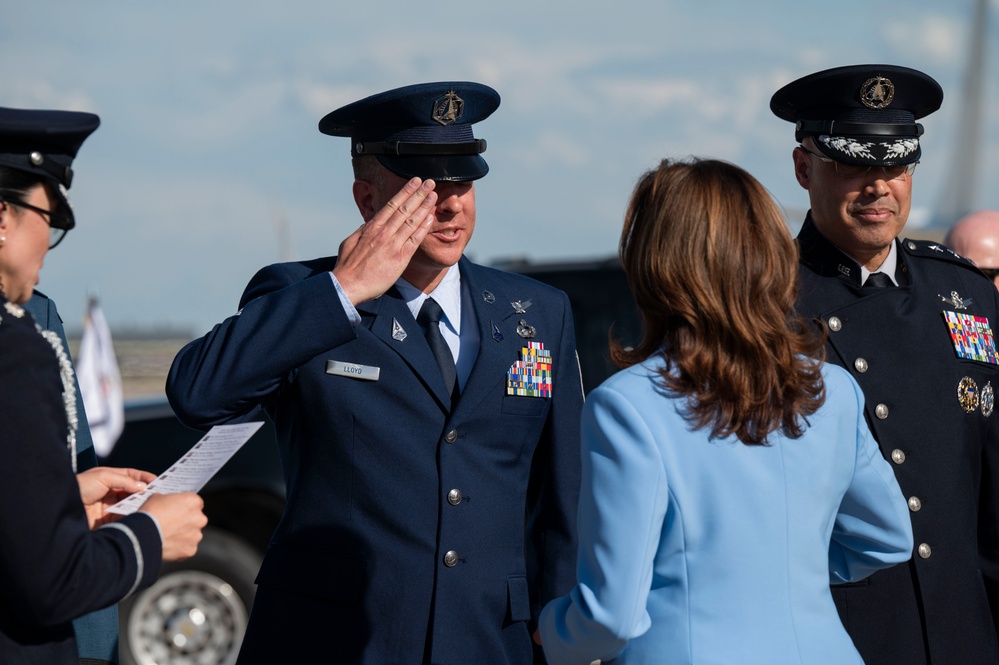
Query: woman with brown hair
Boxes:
[{"xmin": 538, "ymin": 158, "xmax": 912, "ymax": 664}]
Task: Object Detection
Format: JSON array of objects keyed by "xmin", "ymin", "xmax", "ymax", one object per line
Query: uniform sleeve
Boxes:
[
  {"xmin": 979, "ymin": 288, "xmax": 999, "ymax": 635},
  {"xmin": 539, "ymin": 383, "xmax": 668, "ymax": 665},
  {"xmin": 829, "ymin": 371, "xmax": 913, "ymax": 583},
  {"xmin": 166, "ymin": 263, "xmax": 358, "ymax": 428},
  {"xmin": 526, "ymin": 290, "xmax": 584, "ymax": 624},
  {"xmin": 0, "ymin": 318, "xmax": 161, "ymax": 629}
]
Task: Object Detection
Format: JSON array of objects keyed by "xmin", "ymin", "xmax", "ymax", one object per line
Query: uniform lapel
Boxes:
[
  {"xmin": 357, "ymin": 288, "xmax": 453, "ymax": 411},
  {"xmin": 451, "ymin": 260, "xmax": 533, "ymax": 418}
]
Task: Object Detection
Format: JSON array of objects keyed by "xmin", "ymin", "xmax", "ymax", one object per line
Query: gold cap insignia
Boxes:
[
  {"xmin": 860, "ymin": 76, "xmax": 895, "ymax": 109},
  {"xmin": 432, "ymin": 90, "xmax": 464, "ymax": 126}
]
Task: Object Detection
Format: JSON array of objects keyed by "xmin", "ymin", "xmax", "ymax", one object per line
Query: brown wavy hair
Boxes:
[{"xmin": 613, "ymin": 158, "xmax": 826, "ymax": 445}]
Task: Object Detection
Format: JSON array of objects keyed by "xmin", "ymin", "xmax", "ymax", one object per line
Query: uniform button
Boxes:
[
  {"xmin": 445, "ymin": 429, "xmax": 458, "ymax": 444},
  {"xmin": 828, "ymin": 316, "xmax": 842, "ymax": 332},
  {"xmin": 891, "ymin": 449, "xmax": 906, "ymax": 464},
  {"xmin": 917, "ymin": 543, "xmax": 932, "ymax": 559},
  {"xmin": 443, "ymin": 550, "xmax": 459, "ymax": 567},
  {"xmin": 907, "ymin": 241, "xmax": 918, "ymax": 251},
  {"xmin": 447, "ymin": 489, "xmax": 463, "ymax": 505},
  {"xmin": 854, "ymin": 357, "xmax": 869, "ymax": 373},
  {"xmin": 908, "ymin": 496, "xmax": 922, "ymax": 512},
  {"xmin": 875, "ymin": 403, "xmax": 889, "ymax": 419}
]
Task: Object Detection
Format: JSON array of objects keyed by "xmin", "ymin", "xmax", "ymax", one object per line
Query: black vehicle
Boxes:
[{"xmin": 108, "ymin": 257, "xmax": 640, "ymax": 665}]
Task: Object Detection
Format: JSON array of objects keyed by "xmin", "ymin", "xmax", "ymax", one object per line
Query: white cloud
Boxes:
[{"xmin": 885, "ymin": 14, "xmax": 964, "ymax": 65}]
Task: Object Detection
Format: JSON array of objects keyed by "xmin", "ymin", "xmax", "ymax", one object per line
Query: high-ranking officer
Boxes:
[
  {"xmin": 772, "ymin": 65, "xmax": 999, "ymax": 664},
  {"xmin": 166, "ymin": 82, "xmax": 583, "ymax": 665}
]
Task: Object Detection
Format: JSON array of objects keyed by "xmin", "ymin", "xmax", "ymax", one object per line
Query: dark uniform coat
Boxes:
[
  {"xmin": 25, "ymin": 291, "xmax": 120, "ymax": 665},
  {"xmin": 166, "ymin": 255, "xmax": 583, "ymax": 665},
  {"xmin": 0, "ymin": 295, "xmax": 161, "ymax": 665},
  {"xmin": 796, "ymin": 215, "xmax": 999, "ymax": 664}
]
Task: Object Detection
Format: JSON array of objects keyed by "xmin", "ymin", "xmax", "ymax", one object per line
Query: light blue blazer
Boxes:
[{"xmin": 539, "ymin": 357, "xmax": 912, "ymax": 665}]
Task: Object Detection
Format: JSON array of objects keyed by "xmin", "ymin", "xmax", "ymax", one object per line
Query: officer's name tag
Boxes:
[{"xmin": 326, "ymin": 360, "xmax": 380, "ymax": 381}]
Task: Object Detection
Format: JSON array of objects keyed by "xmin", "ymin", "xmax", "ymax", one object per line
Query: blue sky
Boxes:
[{"xmin": 4, "ymin": 0, "xmax": 998, "ymax": 332}]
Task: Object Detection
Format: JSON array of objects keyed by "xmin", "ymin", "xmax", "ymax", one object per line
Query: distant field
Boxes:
[{"xmin": 68, "ymin": 337, "xmax": 192, "ymax": 400}]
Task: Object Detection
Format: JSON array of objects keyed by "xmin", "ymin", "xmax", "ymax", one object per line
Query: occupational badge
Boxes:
[
  {"xmin": 516, "ymin": 319, "xmax": 536, "ymax": 339},
  {"xmin": 860, "ymin": 76, "xmax": 894, "ymax": 109},
  {"xmin": 939, "ymin": 291, "xmax": 972, "ymax": 309},
  {"xmin": 507, "ymin": 341, "xmax": 553, "ymax": 398},
  {"xmin": 958, "ymin": 376, "xmax": 980, "ymax": 413},
  {"xmin": 943, "ymin": 310, "xmax": 999, "ymax": 364},
  {"xmin": 511, "ymin": 299, "xmax": 532, "ymax": 314},
  {"xmin": 392, "ymin": 318, "xmax": 408, "ymax": 342},
  {"xmin": 982, "ymin": 381, "xmax": 995, "ymax": 417}
]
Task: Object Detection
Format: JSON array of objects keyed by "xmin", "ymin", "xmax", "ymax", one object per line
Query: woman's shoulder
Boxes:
[
  {"xmin": 817, "ymin": 361, "xmax": 863, "ymax": 401},
  {"xmin": 0, "ymin": 298, "xmax": 54, "ymax": 365},
  {"xmin": 0, "ymin": 298, "xmax": 40, "ymax": 341},
  {"xmin": 589, "ymin": 354, "xmax": 676, "ymax": 412}
]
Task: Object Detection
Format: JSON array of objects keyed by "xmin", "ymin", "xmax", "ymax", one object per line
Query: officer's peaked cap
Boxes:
[
  {"xmin": 770, "ymin": 64, "xmax": 942, "ymax": 167},
  {"xmin": 0, "ymin": 107, "xmax": 101, "ymax": 229},
  {"xmin": 319, "ymin": 81, "xmax": 500, "ymax": 182}
]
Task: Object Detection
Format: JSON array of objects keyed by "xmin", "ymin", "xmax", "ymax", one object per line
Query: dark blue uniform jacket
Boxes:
[
  {"xmin": 797, "ymin": 214, "xmax": 999, "ymax": 665},
  {"xmin": 0, "ymin": 296, "xmax": 160, "ymax": 664},
  {"xmin": 166, "ymin": 256, "xmax": 583, "ymax": 665}
]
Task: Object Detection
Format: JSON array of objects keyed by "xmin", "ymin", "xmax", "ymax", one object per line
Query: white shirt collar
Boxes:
[
  {"xmin": 395, "ymin": 265, "xmax": 462, "ymax": 335},
  {"xmin": 858, "ymin": 240, "xmax": 900, "ymax": 287}
]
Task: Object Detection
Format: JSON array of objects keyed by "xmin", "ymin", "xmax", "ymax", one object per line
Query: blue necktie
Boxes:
[{"xmin": 417, "ymin": 297, "xmax": 457, "ymax": 400}]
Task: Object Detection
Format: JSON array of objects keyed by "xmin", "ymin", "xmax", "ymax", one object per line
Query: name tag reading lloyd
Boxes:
[{"xmin": 326, "ymin": 360, "xmax": 380, "ymax": 381}]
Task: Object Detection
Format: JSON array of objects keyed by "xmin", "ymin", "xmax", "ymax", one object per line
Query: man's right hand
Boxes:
[
  {"xmin": 140, "ymin": 492, "xmax": 208, "ymax": 562},
  {"xmin": 333, "ymin": 177, "xmax": 437, "ymax": 305}
]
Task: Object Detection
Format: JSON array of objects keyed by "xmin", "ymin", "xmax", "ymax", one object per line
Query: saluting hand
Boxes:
[{"xmin": 333, "ymin": 177, "xmax": 437, "ymax": 305}]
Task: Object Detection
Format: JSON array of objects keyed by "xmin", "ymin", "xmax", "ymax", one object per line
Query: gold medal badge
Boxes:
[{"xmin": 958, "ymin": 376, "xmax": 980, "ymax": 413}]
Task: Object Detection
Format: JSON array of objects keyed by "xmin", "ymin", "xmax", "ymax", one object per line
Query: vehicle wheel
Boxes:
[{"xmin": 119, "ymin": 528, "xmax": 261, "ymax": 665}]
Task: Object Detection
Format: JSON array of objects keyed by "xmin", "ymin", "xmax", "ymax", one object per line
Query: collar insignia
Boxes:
[
  {"xmin": 491, "ymin": 321, "xmax": 503, "ymax": 342},
  {"xmin": 392, "ymin": 318, "xmax": 408, "ymax": 342},
  {"xmin": 482, "ymin": 290, "xmax": 495, "ymax": 304}
]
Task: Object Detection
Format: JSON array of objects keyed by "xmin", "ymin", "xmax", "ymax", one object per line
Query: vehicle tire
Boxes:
[{"xmin": 119, "ymin": 527, "xmax": 261, "ymax": 665}]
